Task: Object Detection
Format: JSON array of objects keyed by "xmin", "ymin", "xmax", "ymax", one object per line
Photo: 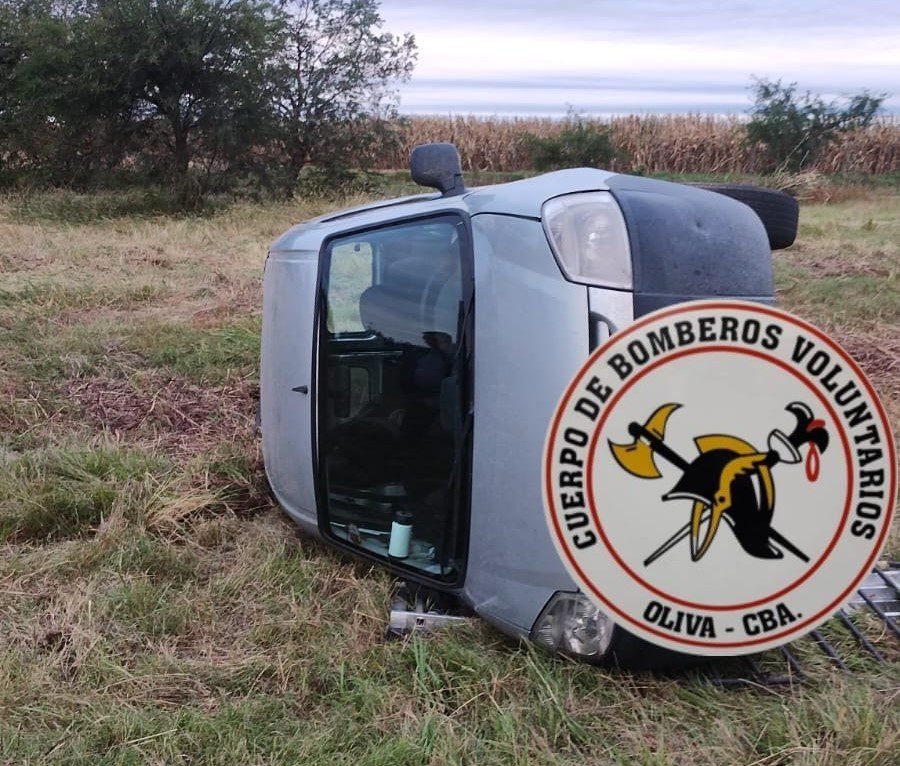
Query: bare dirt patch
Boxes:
[
  {"xmin": 785, "ymin": 242, "xmax": 897, "ymax": 278},
  {"xmin": 64, "ymin": 372, "xmax": 257, "ymax": 458},
  {"xmin": 832, "ymin": 327, "xmax": 900, "ymax": 392}
]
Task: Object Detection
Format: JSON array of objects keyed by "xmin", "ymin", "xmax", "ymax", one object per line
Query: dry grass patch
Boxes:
[
  {"xmin": 766, "ymin": 170, "xmax": 889, "ymax": 205},
  {"xmin": 0, "ymin": 187, "xmax": 898, "ymax": 764},
  {"xmin": 64, "ymin": 372, "xmax": 257, "ymax": 458},
  {"xmin": 785, "ymin": 242, "xmax": 896, "ymax": 278},
  {"xmin": 776, "ymin": 191, "xmax": 900, "ymax": 330},
  {"xmin": 0, "ymin": 196, "xmax": 332, "ymax": 337},
  {"xmin": 833, "ymin": 327, "xmax": 900, "ymax": 391}
]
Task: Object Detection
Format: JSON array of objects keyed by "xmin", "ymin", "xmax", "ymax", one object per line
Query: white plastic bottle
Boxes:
[{"xmin": 388, "ymin": 509, "xmax": 413, "ymax": 559}]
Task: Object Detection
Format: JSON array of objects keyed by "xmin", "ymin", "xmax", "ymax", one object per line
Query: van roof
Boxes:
[{"xmin": 270, "ymin": 168, "xmax": 617, "ymax": 252}]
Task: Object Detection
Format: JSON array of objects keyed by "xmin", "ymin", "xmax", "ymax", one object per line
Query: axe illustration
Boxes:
[{"xmin": 610, "ymin": 403, "xmax": 688, "ymax": 478}]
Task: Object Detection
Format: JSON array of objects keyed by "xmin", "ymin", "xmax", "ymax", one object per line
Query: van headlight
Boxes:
[
  {"xmin": 542, "ymin": 192, "xmax": 632, "ymax": 289},
  {"xmin": 530, "ymin": 591, "xmax": 615, "ymax": 660}
]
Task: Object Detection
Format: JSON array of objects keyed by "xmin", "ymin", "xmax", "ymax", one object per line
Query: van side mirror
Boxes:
[{"xmin": 410, "ymin": 143, "xmax": 466, "ymax": 197}]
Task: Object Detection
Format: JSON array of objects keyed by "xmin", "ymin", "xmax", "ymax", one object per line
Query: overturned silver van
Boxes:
[{"xmin": 260, "ymin": 144, "xmax": 798, "ymax": 668}]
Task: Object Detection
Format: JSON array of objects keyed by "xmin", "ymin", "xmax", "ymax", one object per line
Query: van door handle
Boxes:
[
  {"xmin": 291, "ymin": 385, "xmax": 309, "ymax": 394},
  {"xmin": 589, "ymin": 312, "xmax": 613, "ymax": 350}
]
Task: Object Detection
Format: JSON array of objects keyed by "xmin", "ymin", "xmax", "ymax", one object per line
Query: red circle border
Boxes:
[{"xmin": 543, "ymin": 300, "xmax": 897, "ymax": 651}]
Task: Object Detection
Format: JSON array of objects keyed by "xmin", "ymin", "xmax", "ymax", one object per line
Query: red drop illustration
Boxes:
[{"xmin": 805, "ymin": 418, "xmax": 825, "ymax": 481}]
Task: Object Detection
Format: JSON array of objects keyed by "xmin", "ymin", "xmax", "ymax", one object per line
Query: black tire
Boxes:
[
  {"xmin": 692, "ymin": 183, "xmax": 799, "ymax": 250},
  {"xmin": 602, "ymin": 625, "xmax": 710, "ymax": 672}
]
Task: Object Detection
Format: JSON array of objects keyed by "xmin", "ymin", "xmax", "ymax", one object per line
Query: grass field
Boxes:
[{"xmin": 0, "ymin": 179, "xmax": 898, "ymax": 765}]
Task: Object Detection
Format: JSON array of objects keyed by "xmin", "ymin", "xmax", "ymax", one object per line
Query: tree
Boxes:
[
  {"xmin": 746, "ymin": 78, "xmax": 885, "ymax": 171},
  {"xmin": 0, "ymin": 1, "xmax": 283, "ymax": 195},
  {"xmin": 525, "ymin": 112, "xmax": 619, "ymax": 171},
  {"xmin": 0, "ymin": 4, "xmax": 24, "ymax": 115},
  {"xmin": 0, "ymin": 3, "xmax": 28, "ymax": 158},
  {"xmin": 0, "ymin": 0, "xmax": 417, "ymax": 198},
  {"xmin": 271, "ymin": 0, "xmax": 416, "ymax": 184},
  {"xmin": 96, "ymin": 0, "xmax": 283, "ymax": 190},
  {"xmin": 0, "ymin": 1, "xmax": 138, "ymax": 184}
]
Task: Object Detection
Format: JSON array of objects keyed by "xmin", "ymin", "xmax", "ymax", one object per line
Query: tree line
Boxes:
[
  {"xmin": 0, "ymin": 0, "xmax": 416, "ymax": 202},
  {"xmin": 0, "ymin": 2, "xmax": 888, "ymax": 205}
]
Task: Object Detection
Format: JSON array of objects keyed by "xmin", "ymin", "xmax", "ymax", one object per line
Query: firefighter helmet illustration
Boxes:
[
  {"xmin": 543, "ymin": 300, "xmax": 895, "ymax": 655},
  {"xmin": 609, "ymin": 401, "xmax": 829, "ymax": 566}
]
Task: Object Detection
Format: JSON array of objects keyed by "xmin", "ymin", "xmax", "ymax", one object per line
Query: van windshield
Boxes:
[{"xmin": 317, "ymin": 216, "xmax": 472, "ymax": 581}]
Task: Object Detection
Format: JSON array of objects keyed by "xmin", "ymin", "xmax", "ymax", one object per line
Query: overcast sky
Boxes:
[{"xmin": 378, "ymin": 1, "xmax": 900, "ymax": 116}]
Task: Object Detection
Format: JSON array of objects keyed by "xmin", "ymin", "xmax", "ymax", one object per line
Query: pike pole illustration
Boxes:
[{"xmin": 609, "ymin": 402, "xmax": 830, "ymax": 566}]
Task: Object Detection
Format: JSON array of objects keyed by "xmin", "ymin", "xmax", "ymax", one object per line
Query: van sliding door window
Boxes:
[{"xmin": 317, "ymin": 216, "xmax": 472, "ymax": 582}]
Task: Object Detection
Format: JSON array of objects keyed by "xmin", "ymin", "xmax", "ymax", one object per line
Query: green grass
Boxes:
[
  {"xmin": 776, "ymin": 266, "xmax": 900, "ymax": 324},
  {"xmin": 0, "ymin": 181, "xmax": 897, "ymax": 764},
  {"xmin": 2, "ymin": 186, "xmax": 236, "ymax": 224},
  {"xmin": 0, "ymin": 282, "xmax": 166, "ymax": 310},
  {"xmin": 126, "ymin": 319, "xmax": 262, "ymax": 384},
  {"xmin": 0, "ymin": 444, "xmax": 171, "ymax": 541}
]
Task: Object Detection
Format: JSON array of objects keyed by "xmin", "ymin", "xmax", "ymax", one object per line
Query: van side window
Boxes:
[
  {"xmin": 318, "ymin": 217, "xmax": 470, "ymax": 581},
  {"xmin": 327, "ymin": 241, "xmax": 373, "ymax": 334}
]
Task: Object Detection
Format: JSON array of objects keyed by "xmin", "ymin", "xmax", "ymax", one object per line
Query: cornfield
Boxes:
[{"xmin": 367, "ymin": 115, "xmax": 899, "ymax": 174}]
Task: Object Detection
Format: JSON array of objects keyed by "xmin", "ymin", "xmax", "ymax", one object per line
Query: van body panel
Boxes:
[
  {"xmin": 605, "ymin": 175, "xmax": 774, "ymax": 316},
  {"xmin": 261, "ymin": 165, "xmax": 784, "ymax": 662},
  {"xmin": 261, "ymin": 246, "xmax": 321, "ymax": 533},
  {"xmin": 463, "ymin": 168, "xmax": 615, "ymax": 218},
  {"xmin": 460, "ymin": 213, "xmax": 589, "ymax": 630},
  {"xmin": 270, "ymin": 198, "xmax": 468, "ymax": 253}
]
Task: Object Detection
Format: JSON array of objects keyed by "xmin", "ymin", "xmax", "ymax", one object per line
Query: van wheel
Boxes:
[
  {"xmin": 693, "ymin": 184, "xmax": 799, "ymax": 251},
  {"xmin": 603, "ymin": 626, "xmax": 710, "ymax": 671}
]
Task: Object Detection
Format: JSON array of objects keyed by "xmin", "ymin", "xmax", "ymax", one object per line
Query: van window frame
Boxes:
[{"xmin": 312, "ymin": 211, "xmax": 475, "ymax": 588}]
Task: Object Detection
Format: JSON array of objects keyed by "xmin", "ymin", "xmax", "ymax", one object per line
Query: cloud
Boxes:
[
  {"xmin": 381, "ymin": 0, "xmax": 899, "ymax": 40},
  {"xmin": 378, "ymin": 1, "xmax": 899, "ymax": 113}
]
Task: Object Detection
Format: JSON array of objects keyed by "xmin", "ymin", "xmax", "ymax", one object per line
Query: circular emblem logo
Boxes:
[{"xmin": 543, "ymin": 300, "xmax": 896, "ymax": 655}]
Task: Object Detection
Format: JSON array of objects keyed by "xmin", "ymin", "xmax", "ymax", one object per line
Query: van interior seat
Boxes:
[
  {"xmin": 358, "ymin": 283, "xmax": 421, "ymax": 345},
  {"xmin": 360, "ymin": 250, "xmax": 460, "ymax": 343}
]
